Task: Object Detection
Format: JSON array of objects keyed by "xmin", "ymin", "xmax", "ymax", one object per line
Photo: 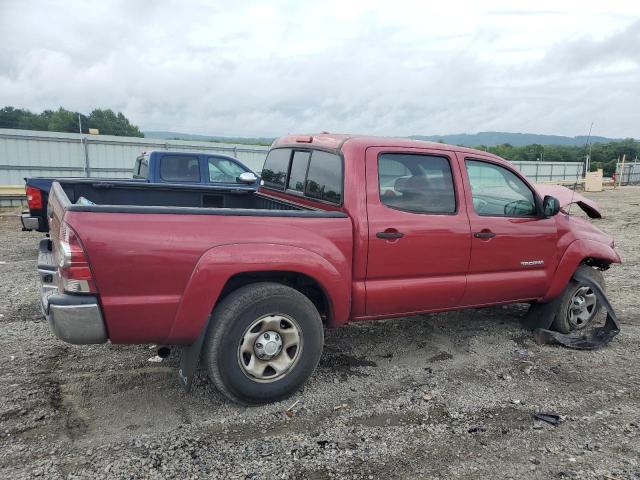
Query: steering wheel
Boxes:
[
  {"xmin": 473, "ymin": 197, "xmax": 488, "ymax": 213},
  {"xmin": 504, "ymin": 199, "xmax": 534, "ymax": 216}
]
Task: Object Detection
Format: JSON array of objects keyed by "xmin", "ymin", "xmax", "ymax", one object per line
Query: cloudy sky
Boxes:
[{"xmin": 1, "ymin": 0, "xmax": 639, "ymax": 138}]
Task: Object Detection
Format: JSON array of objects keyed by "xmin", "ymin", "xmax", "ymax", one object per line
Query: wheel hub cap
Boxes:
[
  {"xmin": 254, "ymin": 331, "xmax": 282, "ymax": 360},
  {"xmin": 238, "ymin": 314, "xmax": 303, "ymax": 382},
  {"xmin": 567, "ymin": 286, "xmax": 597, "ymax": 330}
]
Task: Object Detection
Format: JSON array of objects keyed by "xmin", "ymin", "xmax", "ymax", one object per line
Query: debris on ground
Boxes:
[
  {"xmin": 1, "ymin": 187, "xmax": 640, "ymax": 479},
  {"xmin": 533, "ymin": 412, "xmax": 561, "ymax": 426}
]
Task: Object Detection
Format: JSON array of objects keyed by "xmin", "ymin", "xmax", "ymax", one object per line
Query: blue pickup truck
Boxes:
[{"xmin": 21, "ymin": 150, "xmax": 259, "ymax": 232}]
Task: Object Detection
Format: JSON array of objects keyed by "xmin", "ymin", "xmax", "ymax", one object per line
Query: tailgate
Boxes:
[
  {"xmin": 38, "ymin": 182, "xmax": 70, "ymax": 313},
  {"xmin": 37, "ymin": 182, "xmax": 107, "ymax": 344},
  {"xmin": 47, "ymin": 182, "xmax": 71, "ymax": 245}
]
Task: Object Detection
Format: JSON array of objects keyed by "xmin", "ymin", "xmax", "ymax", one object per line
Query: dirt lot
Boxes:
[{"xmin": 1, "ymin": 187, "xmax": 639, "ymax": 480}]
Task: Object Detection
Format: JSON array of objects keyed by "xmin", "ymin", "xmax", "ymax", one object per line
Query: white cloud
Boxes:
[{"xmin": 1, "ymin": 0, "xmax": 639, "ymax": 137}]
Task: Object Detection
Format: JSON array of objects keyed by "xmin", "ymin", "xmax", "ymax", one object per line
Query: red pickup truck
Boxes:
[{"xmin": 38, "ymin": 134, "xmax": 620, "ymax": 405}]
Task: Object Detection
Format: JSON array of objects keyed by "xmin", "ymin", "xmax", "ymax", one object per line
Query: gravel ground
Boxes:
[{"xmin": 1, "ymin": 187, "xmax": 639, "ymax": 480}]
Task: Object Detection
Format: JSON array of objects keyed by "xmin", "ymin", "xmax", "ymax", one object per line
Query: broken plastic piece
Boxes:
[
  {"xmin": 468, "ymin": 426, "xmax": 487, "ymax": 433},
  {"xmin": 533, "ymin": 412, "xmax": 561, "ymax": 426}
]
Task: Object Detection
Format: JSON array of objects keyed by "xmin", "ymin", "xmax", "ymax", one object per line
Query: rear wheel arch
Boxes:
[
  {"xmin": 215, "ymin": 270, "xmax": 333, "ymax": 326},
  {"xmin": 168, "ymin": 243, "xmax": 350, "ymax": 344}
]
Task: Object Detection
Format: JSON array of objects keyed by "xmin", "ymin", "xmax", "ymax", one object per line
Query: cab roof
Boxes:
[{"xmin": 272, "ymin": 133, "xmax": 505, "ymax": 163}]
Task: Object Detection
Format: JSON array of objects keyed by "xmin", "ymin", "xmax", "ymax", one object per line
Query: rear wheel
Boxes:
[
  {"xmin": 203, "ymin": 282, "xmax": 324, "ymax": 405},
  {"xmin": 552, "ymin": 265, "xmax": 604, "ymax": 334}
]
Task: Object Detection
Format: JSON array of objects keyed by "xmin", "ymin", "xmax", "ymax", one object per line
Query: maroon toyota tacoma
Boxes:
[{"xmin": 37, "ymin": 134, "xmax": 620, "ymax": 405}]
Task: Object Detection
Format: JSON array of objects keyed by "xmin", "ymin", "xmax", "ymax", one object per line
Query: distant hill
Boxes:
[
  {"xmin": 143, "ymin": 131, "xmax": 274, "ymax": 146},
  {"xmin": 144, "ymin": 130, "xmax": 631, "ymax": 148},
  {"xmin": 408, "ymin": 132, "xmax": 625, "ymax": 147}
]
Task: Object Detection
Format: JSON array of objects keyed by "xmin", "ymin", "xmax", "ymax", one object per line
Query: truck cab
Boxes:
[{"xmin": 133, "ymin": 150, "xmax": 259, "ymax": 189}]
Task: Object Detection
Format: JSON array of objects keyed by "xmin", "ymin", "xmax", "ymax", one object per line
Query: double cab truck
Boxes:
[
  {"xmin": 37, "ymin": 134, "xmax": 620, "ymax": 405},
  {"xmin": 21, "ymin": 150, "xmax": 259, "ymax": 232}
]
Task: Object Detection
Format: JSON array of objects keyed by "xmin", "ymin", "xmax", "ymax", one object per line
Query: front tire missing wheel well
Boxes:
[
  {"xmin": 583, "ymin": 257, "xmax": 611, "ymax": 270},
  {"xmin": 216, "ymin": 271, "xmax": 331, "ymax": 324}
]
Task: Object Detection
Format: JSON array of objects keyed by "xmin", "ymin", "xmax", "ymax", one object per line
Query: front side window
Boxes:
[
  {"xmin": 378, "ymin": 153, "xmax": 456, "ymax": 214},
  {"xmin": 160, "ymin": 155, "xmax": 200, "ymax": 182},
  {"xmin": 261, "ymin": 148, "xmax": 291, "ymax": 190},
  {"xmin": 466, "ymin": 160, "xmax": 536, "ymax": 216},
  {"xmin": 208, "ymin": 157, "xmax": 248, "ymax": 183}
]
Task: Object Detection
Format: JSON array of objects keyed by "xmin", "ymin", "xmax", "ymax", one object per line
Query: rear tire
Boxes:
[
  {"xmin": 551, "ymin": 265, "xmax": 604, "ymax": 334},
  {"xmin": 203, "ymin": 282, "xmax": 324, "ymax": 405}
]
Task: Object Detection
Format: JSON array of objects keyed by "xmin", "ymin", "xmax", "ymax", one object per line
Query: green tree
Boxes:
[
  {"xmin": 87, "ymin": 109, "xmax": 143, "ymax": 137},
  {"xmin": 46, "ymin": 108, "xmax": 87, "ymax": 133},
  {"xmin": 0, "ymin": 105, "xmax": 143, "ymax": 137}
]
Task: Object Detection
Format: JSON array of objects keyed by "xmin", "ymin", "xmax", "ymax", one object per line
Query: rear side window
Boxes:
[
  {"xmin": 305, "ymin": 151, "xmax": 343, "ymax": 204},
  {"xmin": 134, "ymin": 157, "xmax": 142, "ymax": 176},
  {"xmin": 262, "ymin": 148, "xmax": 343, "ymax": 204},
  {"xmin": 261, "ymin": 149, "xmax": 291, "ymax": 190},
  {"xmin": 378, "ymin": 153, "xmax": 456, "ymax": 214},
  {"xmin": 287, "ymin": 151, "xmax": 311, "ymax": 193},
  {"xmin": 160, "ymin": 155, "xmax": 200, "ymax": 182},
  {"xmin": 138, "ymin": 157, "xmax": 149, "ymax": 178}
]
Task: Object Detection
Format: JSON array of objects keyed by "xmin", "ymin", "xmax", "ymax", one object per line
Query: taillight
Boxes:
[
  {"xmin": 55, "ymin": 221, "xmax": 97, "ymax": 294},
  {"xmin": 26, "ymin": 186, "xmax": 43, "ymax": 210}
]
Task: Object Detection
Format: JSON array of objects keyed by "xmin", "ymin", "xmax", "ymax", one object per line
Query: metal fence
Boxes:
[
  {"xmin": 511, "ymin": 161, "xmax": 584, "ymax": 184},
  {"xmin": 0, "ymin": 128, "xmax": 269, "ymax": 185},
  {"xmin": 615, "ymin": 162, "xmax": 640, "ymax": 185},
  {"xmin": 1, "ymin": 127, "xmax": 591, "ymax": 207}
]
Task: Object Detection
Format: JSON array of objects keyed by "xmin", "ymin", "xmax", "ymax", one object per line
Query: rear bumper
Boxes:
[
  {"xmin": 21, "ymin": 212, "xmax": 42, "ymax": 231},
  {"xmin": 38, "ymin": 239, "xmax": 107, "ymax": 345}
]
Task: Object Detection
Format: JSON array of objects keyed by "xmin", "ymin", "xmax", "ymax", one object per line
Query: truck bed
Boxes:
[
  {"xmin": 45, "ymin": 179, "xmax": 352, "ymax": 344},
  {"xmin": 55, "ymin": 179, "xmax": 317, "ymax": 213}
]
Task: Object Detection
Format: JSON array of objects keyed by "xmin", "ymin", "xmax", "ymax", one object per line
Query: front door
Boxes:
[
  {"xmin": 459, "ymin": 156, "xmax": 559, "ymax": 305},
  {"xmin": 364, "ymin": 147, "xmax": 471, "ymax": 317}
]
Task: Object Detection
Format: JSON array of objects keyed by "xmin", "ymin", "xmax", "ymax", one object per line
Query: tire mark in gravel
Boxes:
[{"xmin": 40, "ymin": 344, "xmax": 92, "ymax": 441}]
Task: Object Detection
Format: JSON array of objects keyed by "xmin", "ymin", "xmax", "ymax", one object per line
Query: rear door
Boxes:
[
  {"xmin": 156, "ymin": 153, "xmax": 203, "ymax": 184},
  {"xmin": 459, "ymin": 155, "xmax": 558, "ymax": 305},
  {"xmin": 364, "ymin": 147, "xmax": 471, "ymax": 317}
]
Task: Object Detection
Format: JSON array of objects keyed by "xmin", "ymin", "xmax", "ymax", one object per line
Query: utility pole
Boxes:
[
  {"xmin": 78, "ymin": 113, "xmax": 91, "ymax": 177},
  {"xmin": 618, "ymin": 154, "xmax": 626, "ymax": 188},
  {"xmin": 585, "ymin": 122, "xmax": 593, "ymax": 173}
]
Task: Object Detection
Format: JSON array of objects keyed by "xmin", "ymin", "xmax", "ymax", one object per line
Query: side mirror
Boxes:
[
  {"xmin": 542, "ymin": 195, "xmax": 560, "ymax": 217},
  {"xmin": 237, "ymin": 172, "xmax": 258, "ymax": 184}
]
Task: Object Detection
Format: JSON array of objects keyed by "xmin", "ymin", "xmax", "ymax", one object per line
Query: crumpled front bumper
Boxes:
[{"xmin": 38, "ymin": 238, "xmax": 107, "ymax": 345}]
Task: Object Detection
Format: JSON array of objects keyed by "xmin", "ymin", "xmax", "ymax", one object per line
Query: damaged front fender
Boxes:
[
  {"xmin": 543, "ymin": 239, "xmax": 620, "ymax": 302},
  {"xmin": 535, "ymin": 184, "xmax": 602, "ymax": 219}
]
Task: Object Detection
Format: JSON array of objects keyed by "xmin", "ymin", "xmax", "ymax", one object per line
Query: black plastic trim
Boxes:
[{"xmin": 47, "ymin": 293, "xmax": 100, "ymax": 307}]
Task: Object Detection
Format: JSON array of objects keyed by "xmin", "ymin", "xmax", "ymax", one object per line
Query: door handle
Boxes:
[
  {"xmin": 377, "ymin": 230, "xmax": 404, "ymax": 239},
  {"xmin": 474, "ymin": 231, "xmax": 496, "ymax": 239}
]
